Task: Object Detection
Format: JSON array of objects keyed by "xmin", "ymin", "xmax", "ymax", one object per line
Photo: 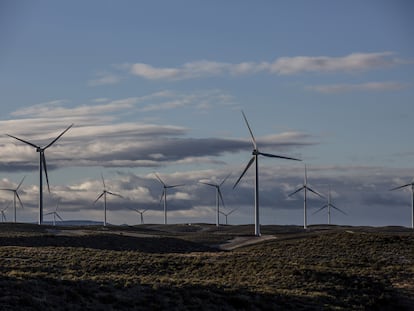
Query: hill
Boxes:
[{"xmin": 0, "ymin": 223, "xmax": 413, "ymax": 310}]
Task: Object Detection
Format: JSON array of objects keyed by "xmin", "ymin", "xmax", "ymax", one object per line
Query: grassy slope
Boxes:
[{"xmin": 0, "ymin": 223, "xmax": 413, "ymax": 310}]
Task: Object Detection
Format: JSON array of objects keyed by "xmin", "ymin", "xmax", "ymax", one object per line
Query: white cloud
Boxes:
[
  {"xmin": 307, "ymin": 81, "xmax": 410, "ymax": 93},
  {"xmin": 126, "ymin": 52, "xmax": 404, "ymax": 80},
  {"xmin": 88, "ymin": 72, "xmax": 122, "ymax": 86}
]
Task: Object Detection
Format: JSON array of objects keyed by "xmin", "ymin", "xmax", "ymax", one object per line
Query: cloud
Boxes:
[
  {"xmin": 126, "ymin": 52, "xmax": 404, "ymax": 80},
  {"xmin": 88, "ymin": 72, "xmax": 122, "ymax": 86},
  {"xmin": 307, "ymin": 81, "xmax": 410, "ymax": 93}
]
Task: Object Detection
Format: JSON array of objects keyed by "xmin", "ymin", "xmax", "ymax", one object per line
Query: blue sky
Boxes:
[{"xmin": 0, "ymin": 0, "xmax": 413, "ymax": 227}]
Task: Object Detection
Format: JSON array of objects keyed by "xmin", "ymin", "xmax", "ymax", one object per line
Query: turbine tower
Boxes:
[
  {"xmin": 45, "ymin": 201, "xmax": 63, "ymax": 226},
  {"xmin": 313, "ymin": 186, "xmax": 346, "ymax": 225},
  {"xmin": 0, "ymin": 176, "xmax": 25, "ymax": 223},
  {"xmin": 390, "ymin": 179, "xmax": 414, "ymax": 229},
  {"xmin": 154, "ymin": 173, "xmax": 184, "ymax": 225},
  {"xmin": 7, "ymin": 124, "xmax": 73, "ymax": 224},
  {"xmin": 200, "ymin": 173, "xmax": 230, "ymax": 227},
  {"xmin": 94, "ymin": 174, "xmax": 122, "ymax": 226},
  {"xmin": 1, "ymin": 204, "xmax": 10, "ymax": 222},
  {"xmin": 219, "ymin": 207, "xmax": 238, "ymax": 225},
  {"xmin": 233, "ymin": 111, "xmax": 301, "ymax": 236},
  {"xmin": 288, "ymin": 165, "xmax": 324, "ymax": 229}
]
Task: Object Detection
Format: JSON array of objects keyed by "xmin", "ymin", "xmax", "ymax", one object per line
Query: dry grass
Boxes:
[{"xmin": 0, "ymin": 223, "xmax": 413, "ymax": 310}]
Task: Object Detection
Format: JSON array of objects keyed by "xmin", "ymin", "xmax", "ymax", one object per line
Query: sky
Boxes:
[{"xmin": 0, "ymin": 0, "xmax": 413, "ymax": 227}]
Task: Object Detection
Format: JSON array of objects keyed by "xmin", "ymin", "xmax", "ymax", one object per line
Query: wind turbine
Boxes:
[
  {"xmin": 233, "ymin": 111, "xmax": 301, "ymax": 236},
  {"xmin": 7, "ymin": 124, "xmax": 73, "ymax": 224},
  {"xmin": 0, "ymin": 176, "xmax": 25, "ymax": 223},
  {"xmin": 288, "ymin": 165, "xmax": 324, "ymax": 229},
  {"xmin": 154, "ymin": 173, "xmax": 184, "ymax": 225},
  {"xmin": 219, "ymin": 207, "xmax": 238, "ymax": 225},
  {"xmin": 1, "ymin": 203, "xmax": 10, "ymax": 222},
  {"xmin": 390, "ymin": 179, "xmax": 414, "ymax": 229},
  {"xmin": 200, "ymin": 173, "xmax": 231, "ymax": 227},
  {"xmin": 94, "ymin": 174, "xmax": 123, "ymax": 226},
  {"xmin": 313, "ymin": 186, "xmax": 346, "ymax": 225},
  {"xmin": 130, "ymin": 208, "xmax": 148, "ymax": 225},
  {"xmin": 45, "ymin": 200, "xmax": 63, "ymax": 226}
]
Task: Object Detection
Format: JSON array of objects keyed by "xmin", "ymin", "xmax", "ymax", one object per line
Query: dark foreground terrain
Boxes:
[{"xmin": 0, "ymin": 223, "xmax": 413, "ymax": 310}]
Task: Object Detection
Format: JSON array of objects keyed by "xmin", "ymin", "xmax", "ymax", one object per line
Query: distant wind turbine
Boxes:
[
  {"xmin": 233, "ymin": 111, "xmax": 301, "ymax": 236},
  {"xmin": 219, "ymin": 207, "xmax": 238, "ymax": 225},
  {"xmin": 313, "ymin": 186, "xmax": 346, "ymax": 225},
  {"xmin": 1, "ymin": 203, "xmax": 10, "ymax": 222},
  {"xmin": 130, "ymin": 208, "xmax": 148, "ymax": 225},
  {"xmin": 0, "ymin": 176, "xmax": 25, "ymax": 223},
  {"xmin": 154, "ymin": 173, "xmax": 184, "ymax": 225},
  {"xmin": 45, "ymin": 200, "xmax": 63, "ymax": 226},
  {"xmin": 390, "ymin": 179, "xmax": 414, "ymax": 229},
  {"xmin": 94, "ymin": 174, "xmax": 123, "ymax": 226},
  {"xmin": 288, "ymin": 165, "xmax": 324, "ymax": 229},
  {"xmin": 7, "ymin": 124, "xmax": 73, "ymax": 224},
  {"xmin": 200, "ymin": 173, "xmax": 231, "ymax": 227}
]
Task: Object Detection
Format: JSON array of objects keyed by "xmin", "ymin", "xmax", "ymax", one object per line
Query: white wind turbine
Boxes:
[
  {"xmin": 0, "ymin": 176, "xmax": 25, "ymax": 223},
  {"xmin": 233, "ymin": 111, "xmax": 301, "ymax": 236},
  {"xmin": 1, "ymin": 203, "xmax": 10, "ymax": 222},
  {"xmin": 288, "ymin": 165, "xmax": 324, "ymax": 229},
  {"xmin": 130, "ymin": 208, "xmax": 148, "ymax": 225},
  {"xmin": 390, "ymin": 179, "xmax": 414, "ymax": 229},
  {"xmin": 313, "ymin": 185, "xmax": 346, "ymax": 225},
  {"xmin": 7, "ymin": 124, "xmax": 73, "ymax": 224},
  {"xmin": 45, "ymin": 200, "xmax": 63, "ymax": 226},
  {"xmin": 154, "ymin": 173, "xmax": 184, "ymax": 225},
  {"xmin": 94, "ymin": 174, "xmax": 123, "ymax": 226},
  {"xmin": 200, "ymin": 173, "xmax": 231, "ymax": 227},
  {"xmin": 219, "ymin": 207, "xmax": 239, "ymax": 225}
]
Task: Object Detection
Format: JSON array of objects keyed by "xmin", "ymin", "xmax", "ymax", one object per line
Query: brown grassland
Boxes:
[{"xmin": 0, "ymin": 223, "xmax": 413, "ymax": 310}]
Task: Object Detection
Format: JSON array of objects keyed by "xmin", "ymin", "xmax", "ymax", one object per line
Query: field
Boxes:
[{"xmin": 0, "ymin": 223, "xmax": 413, "ymax": 310}]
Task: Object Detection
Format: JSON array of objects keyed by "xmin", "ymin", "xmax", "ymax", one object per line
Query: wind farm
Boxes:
[{"xmin": 0, "ymin": 1, "xmax": 413, "ymax": 310}]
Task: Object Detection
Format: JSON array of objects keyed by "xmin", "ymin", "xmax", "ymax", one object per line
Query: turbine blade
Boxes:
[
  {"xmin": 258, "ymin": 152, "xmax": 301, "ymax": 161},
  {"xmin": 16, "ymin": 176, "xmax": 26, "ymax": 191},
  {"xmin": 312, "ymin": 205, "xmax": 327, "ymax": 215},
  {"xmin": 160, "ymin": 189, "xmax": 165, "ymax": 204},
  {"xmin": 168, "ymin": 184, "xmax": 185, "ymax": 189},
  {"xmin": 241, "ymin": 110, "xmax": 257, "ymax": 149},
  {"xmin": 7, "ymin": 134, "xmax": 39, "ymax": 149},
  {"xmin": 94, "ymin": 192, "xmax": 105, "ymax": 204},
  {"xmin": 306, "ymin": 186, "xmax": 325, "ymax": 198},
  {"xmin": 154, "ymin": 173, "xmax": 165, "ymax": 186},
  {"xmin": 233, "ymin": 156, "xmax": 255, "ymax": 189},
  {"xmin": 44, "ymin": 124, "xmax": 74, "ymax": 149},
  {"xmin": 101, "ymin": 173, "xmax": 106, "ymax": 189},
  {"xmin": 16, "ymin": 193, "xmax": 24, "ymax": 209},
  {"xmin": 390, "ymin": 183, "xmax": 411, "ymax": 191},
  {"xmin": 220, "ymin": 173, "xmax": 231, "ymax": 187},
  {"xmin": 304, "ymin": 164, "xmax": 308, "ymax": 185},
  {"xmin": 331, "ymin": 204, "xmax": 347, "ymax": 215},
  {"xmin": 56, "ymin": 213, "xmax": 64, "ymax": 222},
  {"xmin": 228, "ymin": 207, "xmax": 239, "ymax": 215},
  {"xmin": 106, "ymin": 191, "xmax": 123, "ymax": 198},
  {"xmin": 200, "ymin": 182, "xmax": 217, "ymax": 187},
  {"xmin": 218, "ymin": 188, "xmax": 226, "ymax": 209},
  {"xmin": 44, "ymin": 212, "xmax": 54, "ymax": 216},
  {"xmin": 288, "ymin": 186, "xmax": 304, "ymax": 197},
  {"xmin": 42, "ymin": 153, "xmax": 51, "ymax": 193}
]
